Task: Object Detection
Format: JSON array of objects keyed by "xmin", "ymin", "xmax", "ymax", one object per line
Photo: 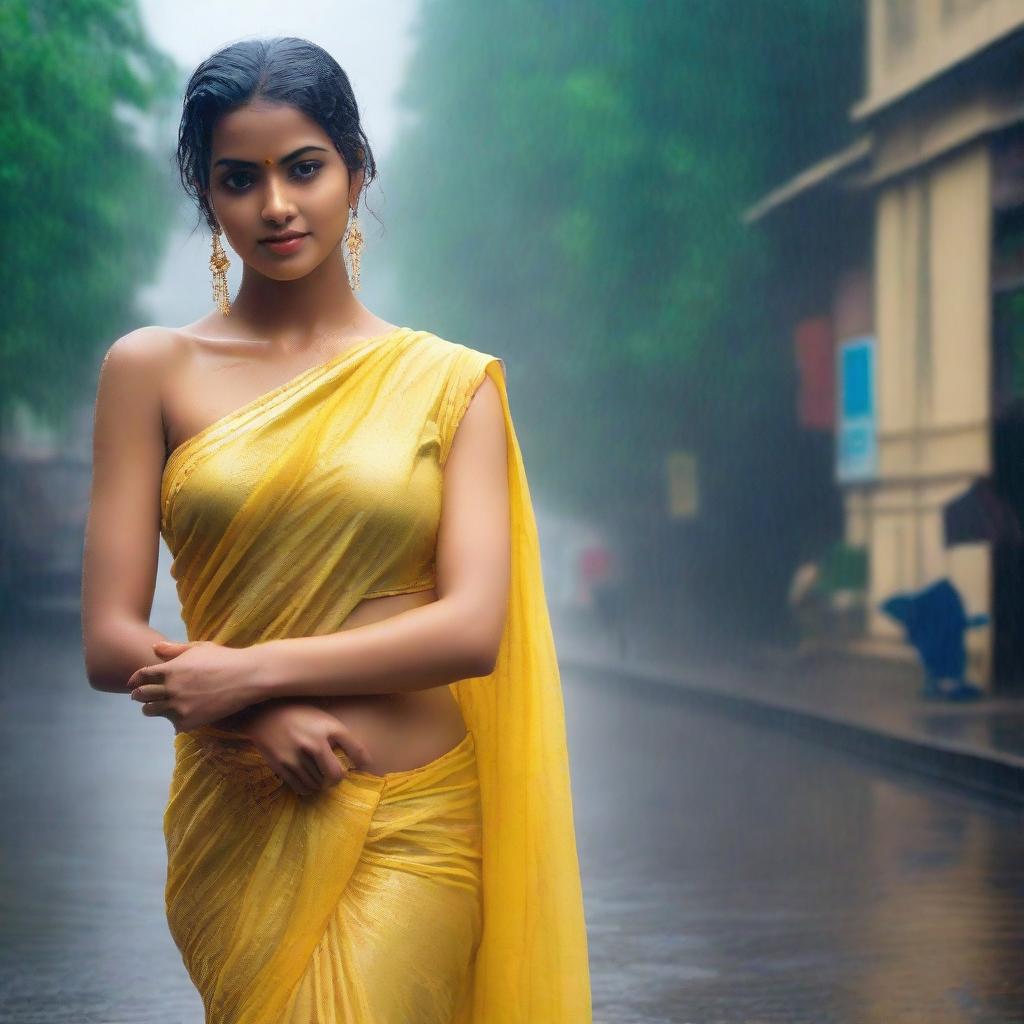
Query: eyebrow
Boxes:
[{"xmin": 213, "ymin": 145, "xmax": 329, "ymax": 170}]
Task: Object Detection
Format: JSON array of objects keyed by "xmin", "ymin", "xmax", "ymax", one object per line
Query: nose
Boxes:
[{"xmin": 260, "ymin": 170, "xmax": 297, "ymax": 226}]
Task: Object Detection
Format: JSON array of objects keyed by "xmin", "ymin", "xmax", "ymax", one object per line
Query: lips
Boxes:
[
  {"xmin": 261, "ymin": 231, "xmax": 308, "ymax": 242},
  {"xmin": 261, "ymin": 233, "xmax": 309, "ymax": 254}
]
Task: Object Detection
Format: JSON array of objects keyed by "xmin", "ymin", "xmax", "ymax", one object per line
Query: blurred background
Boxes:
[{"xmin": 3, "ymin": 1, "xmax": 1024, "ymax": 1022}]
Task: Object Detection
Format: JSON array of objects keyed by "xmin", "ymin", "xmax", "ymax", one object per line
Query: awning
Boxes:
[{"xmin": 741, "ymin": 136, "xmax": 873, "ymax": 226}]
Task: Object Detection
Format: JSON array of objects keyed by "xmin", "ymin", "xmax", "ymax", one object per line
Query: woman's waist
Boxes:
[
  {"xmin": 319, "ymin": 687, "xmax": 467, "ymax": 773},
  {"xmin": 192, "ymin": 685, "xmax": 467, "ymax": 775},
  {"xmin": 317, "ymin": 685, "xmax": 463, "ymax": 729}
]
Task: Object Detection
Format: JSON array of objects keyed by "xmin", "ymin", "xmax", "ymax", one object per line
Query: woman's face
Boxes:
[{"xmin": 205, "ymin": 100, "xmax": 362, "ymax": 280}]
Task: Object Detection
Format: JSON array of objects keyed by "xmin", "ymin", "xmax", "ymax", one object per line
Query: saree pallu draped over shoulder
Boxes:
[{"xmin": 159, "ymin": 327, "xmax": 592, "ymax": 1023}]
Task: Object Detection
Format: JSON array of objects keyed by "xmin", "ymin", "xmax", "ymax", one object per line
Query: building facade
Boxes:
[{"xmin": 745, "ymin": 0, "xmax": 1024, "ymax": 691}]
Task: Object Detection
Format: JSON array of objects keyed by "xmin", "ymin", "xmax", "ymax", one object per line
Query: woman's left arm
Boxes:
[{"xmin": 128, "ymin": 372, "xmax": 510, "ymax": 724}]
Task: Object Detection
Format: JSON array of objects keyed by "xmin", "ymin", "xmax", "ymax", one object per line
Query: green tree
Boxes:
[
  {"xmin": 385, "ymin": 0, "xmax": 863, "ymax": 635},
  {"xmin": 0, "ymin": 0, "xmax": 180, "ymax": 429}
]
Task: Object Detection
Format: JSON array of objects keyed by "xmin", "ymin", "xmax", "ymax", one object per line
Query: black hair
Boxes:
[{"xmin": 175, "ymin": 37, "xmax": 378, "ymax": 234}]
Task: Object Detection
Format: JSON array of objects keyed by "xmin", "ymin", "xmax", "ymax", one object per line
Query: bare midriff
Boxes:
[{"xmin": 314, "ymin": 587, "xmax": 469, "ymax": 775}]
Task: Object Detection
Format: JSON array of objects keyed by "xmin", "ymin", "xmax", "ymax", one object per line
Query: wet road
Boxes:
[
  {"xmin": 2, "ymin": 587, "xmax": 1023, "ymax": 1021},
  {"xmin": 573, "ymin": 667, "xmax": 1024, "ymax": 1024}
]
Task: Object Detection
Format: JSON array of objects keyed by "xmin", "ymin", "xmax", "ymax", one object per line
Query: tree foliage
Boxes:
[
  {"xmin": 0, "ymin": 0, "xmax": 180, "ymax": 429},
  {"xmin": 385, "ymin": 0, "xmax": 863, "ymax": 631}
]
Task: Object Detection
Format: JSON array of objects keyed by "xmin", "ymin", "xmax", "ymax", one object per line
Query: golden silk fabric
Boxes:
[
  {"xmin": 166, "ymin": 725, "xmax": 485, "ymax": 1023},
  {"xmin": 159, "ymin": 327, "xmax": 592, "ymax": 1022}
]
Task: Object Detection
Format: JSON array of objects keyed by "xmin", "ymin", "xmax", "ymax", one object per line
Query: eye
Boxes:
[
  {"xmin": 221, "ymin": 161, "xmax": 323, "ymax": 192},
  {"xmin": 293, "ymin": 160, "xmax": 322, "ymax": 180},
  {"xmin": 223, "ymin": 171, "xmax": 252, "ymax": 191}
]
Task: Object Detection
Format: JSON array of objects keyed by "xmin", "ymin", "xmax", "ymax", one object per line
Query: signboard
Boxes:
[
  {"xmin": 836, "ymin": 335, "xmax": 877, "ymax": 483},
  {"xmin": 666, "ymin": 451, "xmax": 698, "ymax": 518}
]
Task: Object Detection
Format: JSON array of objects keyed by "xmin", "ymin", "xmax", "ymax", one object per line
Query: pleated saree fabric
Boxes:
[{"xmin": 159, "ymin": 327, "xmax": 592, "ymax": 1022}]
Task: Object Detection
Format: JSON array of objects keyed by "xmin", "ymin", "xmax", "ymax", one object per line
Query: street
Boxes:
[
  {"xmin": 571, "ymin": 662, "xmax": 1024, "ymax": 1023},
  {"xmin": 1, "ymin": 589, "xmax": 1023, "ymax": 1022}
]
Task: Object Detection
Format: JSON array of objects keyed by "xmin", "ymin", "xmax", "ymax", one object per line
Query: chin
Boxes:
[
  {"xmin": 255, "ymin": 248, "xmax": 323, "ymax": 279},
  {"xmin": 261, "ymin": 263, "xmax": 314, "ymax": 281}
]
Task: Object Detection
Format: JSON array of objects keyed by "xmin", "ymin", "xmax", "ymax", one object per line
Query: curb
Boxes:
[{"xmin": 560, "ymin": 648, "xmax": 1024, "ymax": 808}]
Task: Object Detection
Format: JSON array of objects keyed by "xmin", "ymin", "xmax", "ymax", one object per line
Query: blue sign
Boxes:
[{"xmin": 836, "ymin": 335, "xmax": 877, "ymax": 483}]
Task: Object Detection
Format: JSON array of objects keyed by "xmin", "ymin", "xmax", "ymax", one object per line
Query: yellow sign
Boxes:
[{"xmin": 666, "ymin": 451, "xmax": 698, "ymax": 518}]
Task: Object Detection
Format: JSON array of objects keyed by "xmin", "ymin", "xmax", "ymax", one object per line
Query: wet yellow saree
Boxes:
[{"xmin": 159, "ymin": 327, "xmax": 592, "ymax": 1023}]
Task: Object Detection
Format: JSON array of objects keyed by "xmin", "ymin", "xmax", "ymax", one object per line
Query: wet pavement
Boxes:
[
  {"xmin": 2, "ymin": 567, "xmax": 1024, "ymax": 1021},
  {"xmin": 552, "ymin": 596, "xmax": 1024, "ymax": 805},
  {"xmin": 572, "ymin": 661, "xmax": 1024, "ymax": 1024}
]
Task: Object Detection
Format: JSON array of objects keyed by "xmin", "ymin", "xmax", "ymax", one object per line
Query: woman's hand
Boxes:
[
  {"xmin": 244, "ymin": 702, "xmax": 371, "ymax": 797},
  {"xmin": 126, "ymin": 639, "xmax": 264, "ymax": 733}
]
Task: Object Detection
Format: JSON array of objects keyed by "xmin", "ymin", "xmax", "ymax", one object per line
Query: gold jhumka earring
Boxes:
[
  {"xmin": 343, "ymin": 204, "xmax": 364, "ymax": 292},
  {"xmin": 210, "ymin": 226, "xmax": 231, "ymax": 316}
]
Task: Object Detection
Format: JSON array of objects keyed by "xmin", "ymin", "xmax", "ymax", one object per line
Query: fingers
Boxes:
[
  {"xmin": 299, "ymin": 749, "xmax": 327, "ymax": 789},
  {"xmin": 130, "ymin": 684, "xmax": 168, "ymax": 704},
  {"xmin": 331, "ymin": 729, "xmax": 369, "ymax": 769},
  {"xmin": 279, "ymin": 746, "xmax": 328, "ymax": 795},
  {"xmin": 259, "ymin": 729, "xmax": 370, "ymax": 799},
  {"xmin": 284, "ymin": 747, "xmax": 348, "ymax": 798},
  {"xmin": 277, "ymin": 762, "xmax": 314, "ymax": 797},
  {"xmin": 292, "ymin": 758, "xmax": 321, "ymax": 794},
  {"xmin": 153, "ymin": 639, "xmax": 192, "ymax": 651},
  {"xmin": 315, "ymin": 747, "xmax": 346, "ymax": 788},
  {"xmin": 140, "ymin": 700, "xmax": 177, "ymax": 725},
  {"xmin": 126, "ymin": 665, "xmax": 164, "ymax": 691}
]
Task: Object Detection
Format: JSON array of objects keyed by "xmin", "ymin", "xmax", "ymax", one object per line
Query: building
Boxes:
[{"xmin": 744, "ymin": 0, "xmax": 1024, "ymax": 691}]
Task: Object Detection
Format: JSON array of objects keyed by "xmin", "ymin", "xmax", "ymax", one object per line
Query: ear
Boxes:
[{"xmin": 349, "ymin": 165, "xmax": 366, "ymax": 200}]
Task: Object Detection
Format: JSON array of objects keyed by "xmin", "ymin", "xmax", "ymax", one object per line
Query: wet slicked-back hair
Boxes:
[{"xmin": 175, "ymin": 36, "xmax": 377, "ymax": 233}]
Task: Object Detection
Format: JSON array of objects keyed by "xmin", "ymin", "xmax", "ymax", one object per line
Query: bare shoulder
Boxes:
[
  {"xmin": 93, "ymin": 327, "xmax": 187, "ymax": 456},
  {"xmin": 101, "ymin": 324, "xmax": 212, "ymax": 406},
  {"xmin": 446, "ymin": 368, "xmax": 507, "ymax": 471},
  {"xmin": 99, "ymin": 325, "xmax": 178, "ymax": 386}
]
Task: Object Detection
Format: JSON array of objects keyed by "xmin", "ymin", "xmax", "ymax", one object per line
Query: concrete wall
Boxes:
[
  {"xmin": 867, "ymin": 139, "xmax": 992, "ymax": 682},
  {"xmin": 862, "ymin": 0, "xmax": 1024, "ymax": 119}
]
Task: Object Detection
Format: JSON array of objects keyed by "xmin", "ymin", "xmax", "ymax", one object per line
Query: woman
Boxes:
[{"xmin": 80, "ymin": 35, "xmax": 590, "ymax": 1024}]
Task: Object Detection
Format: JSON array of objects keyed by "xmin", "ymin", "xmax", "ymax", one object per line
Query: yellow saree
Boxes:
[{"xmin": 159, "ymin": 327, "xmax": 592, "ymax": 1023}]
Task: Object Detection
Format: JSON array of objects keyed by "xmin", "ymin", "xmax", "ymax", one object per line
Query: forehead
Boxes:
[{"xmin": 210, "ymin": 101, "xmax": 330, "ymax": 157}]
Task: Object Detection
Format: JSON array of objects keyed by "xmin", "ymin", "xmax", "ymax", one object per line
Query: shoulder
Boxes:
[
  {"xmin": 423, "ymin": 333, "xmax": 508, "ymax": 465},
  {"xmin": 98, "ymin": 325, "xmax": 178, "ymax": 391},
  {"xmin": 99, "ymin": 324, "xmax": 208, "ymax": 394},
  {"xmin": 92, "ymin": 328, "xmax": 178, "ymax": 443},
  {"xmin": 101, "ymin": 324, "xmax": 173, "ymax": 364},
  {"xmin": 414, "ymin": 329, "xmax": 507, "ymax": 383}
]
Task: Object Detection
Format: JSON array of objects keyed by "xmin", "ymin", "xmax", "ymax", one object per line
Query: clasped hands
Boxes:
[
  {"xmin": 126, "ymin": 638, "xmax": 372, "ymax": 797},
  {"xmin": 126, "ymin": 639, "xmax": 262, "ymax": 734}
]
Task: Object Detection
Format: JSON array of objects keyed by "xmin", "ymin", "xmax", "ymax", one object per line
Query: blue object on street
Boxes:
[{"xmin": 879, "ymin": 578, "xmax": 987, "ymax": 701}]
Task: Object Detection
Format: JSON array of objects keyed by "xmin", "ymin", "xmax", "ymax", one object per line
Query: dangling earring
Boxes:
[
  {"xmin": 343, "ymin": 204, "xmax": 364, "ymax": 292},
  {"xmin": 210, "ymin": 226, "xmax": 231, "ymax": 316}
]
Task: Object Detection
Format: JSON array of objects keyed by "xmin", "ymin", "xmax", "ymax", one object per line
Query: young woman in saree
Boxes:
[{"xmin": 80, "ymin": 36, "xmax": 591, "ymax": 1024}]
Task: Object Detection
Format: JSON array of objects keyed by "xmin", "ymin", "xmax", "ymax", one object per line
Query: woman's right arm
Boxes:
[
  {"xmin": 81, "ymin": 328, "xmax": 179, "ymax": 695},
  {"xmin": 81, "ymin": 328, "xmax": 266, "ymax": 735},
  {"xmin": 81, "ymin": 327, "xmax": 269, "ymax": 735},
  {"xmin": 80, "ymin": 328, "xmax": 367, "ymax": 788}
]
